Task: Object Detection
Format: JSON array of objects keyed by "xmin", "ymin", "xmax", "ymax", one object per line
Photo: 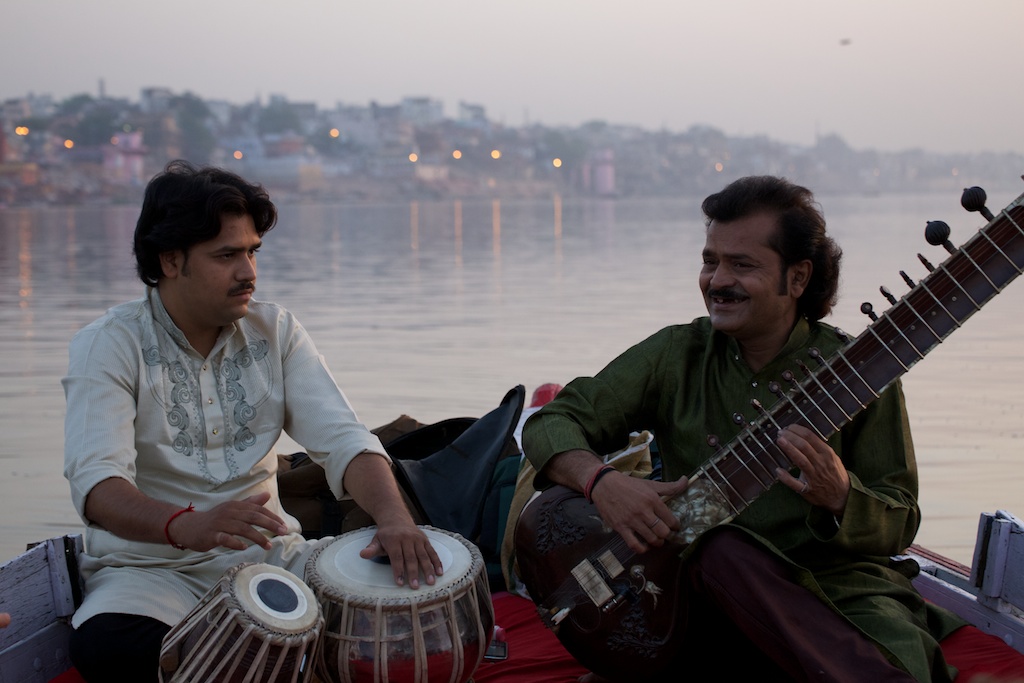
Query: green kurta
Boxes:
[{"xmin": 523, "ymin": 317, "xmax": 965, "ymax": 682}]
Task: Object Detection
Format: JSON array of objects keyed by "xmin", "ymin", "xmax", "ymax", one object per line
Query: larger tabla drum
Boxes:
[{"xmin": 305, "ymin": 526, "xmax": 494, "ymax": 683}]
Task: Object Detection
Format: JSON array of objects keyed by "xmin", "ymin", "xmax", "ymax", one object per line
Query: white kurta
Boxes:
[{"xmin": 63, "ymin": 289, "xmax": 386, "ymax": 626}]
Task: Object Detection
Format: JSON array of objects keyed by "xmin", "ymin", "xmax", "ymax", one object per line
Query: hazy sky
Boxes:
[{"xmin": 4, "ymin": 0, "xmax": 1021, "ymax": 154}]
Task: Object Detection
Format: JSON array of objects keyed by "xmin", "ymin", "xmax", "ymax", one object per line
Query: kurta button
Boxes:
[
  {"xmin": 202, "ymin": 365, "xmax": 208, "ymax": 371},
  {"xmin": 212, "ymin": 428, "xmax": 218, "ymax": 435},
  {"xmin": 207, "ymin": 398, "xmax": 213, "ymax": 404},
  {"xmin": 752, "ymin": 381, "xmax": 758, "ymax": 388}
]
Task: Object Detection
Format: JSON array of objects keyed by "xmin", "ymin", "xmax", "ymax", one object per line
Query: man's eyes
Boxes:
[{"xmin": 219, "ymin": 249, "xmax": 259, "ymax": 259}]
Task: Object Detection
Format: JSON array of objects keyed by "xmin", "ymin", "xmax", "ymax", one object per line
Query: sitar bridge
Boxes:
[{"xmin": 571, "ymin": 551, "xmax": 626, "ymax": 608}]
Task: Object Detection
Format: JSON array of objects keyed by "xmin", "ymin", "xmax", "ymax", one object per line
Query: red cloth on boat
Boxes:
[
  {"xmin": 48, "ymin": 595, "xmax": 1024, "ymax": 683},
  {"xmin": 474, "ymin": 592, "xmax": 588, "ymax": 682},
  {"xmin": 942, "ymin": 625, "xmax": 1024, "ymax": 682}
]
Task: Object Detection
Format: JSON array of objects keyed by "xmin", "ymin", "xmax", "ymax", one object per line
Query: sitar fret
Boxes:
[
  {"xmin": 822, "ymin": 349, "xmax": 881, "ymax": 407},
  {"xmin": 978, "ymin": 229, "xmax": 1023, "ymax": 276},
  {"xmin": 794, "ymin": 361, "xmax": 854, "ymax": 426},
  {"xmin": 725, "ymin": 437, "xmax": 777, "ymax": 488}
]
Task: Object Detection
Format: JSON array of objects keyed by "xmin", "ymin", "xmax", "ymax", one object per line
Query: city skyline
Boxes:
[{"xmin": 4, "ymin": 0, "xmax": 1021, "ymax": 156}]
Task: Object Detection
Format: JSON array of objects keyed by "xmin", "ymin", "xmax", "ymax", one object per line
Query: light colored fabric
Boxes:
[
  {"xmin": 63, "ymin": 288, "xmax": 385, "ymax": 627},
  {"xmin": 74, "ymin": 533, "xmax": 333, "ymax": 627}
]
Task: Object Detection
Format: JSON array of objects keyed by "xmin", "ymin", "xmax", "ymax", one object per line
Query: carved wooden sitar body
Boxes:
[{"xmin": 515, "ymin": 185, "xmax": 1024, "ymax": 681}]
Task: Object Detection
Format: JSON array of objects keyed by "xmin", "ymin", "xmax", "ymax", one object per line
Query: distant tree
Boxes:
[
  {"xmin": 17, "ymin": 116, "xmax": 52, "ymax": 132},
  {"xmin": 580, "ymin": 120, "xmax": 609, "ymax": 135},
  {"xmin": 56, "ymin": 94, "xmax": 95, "ymax": 118},
  {"xmin": 258, "ymin": 101, "xmax": 301, "ymax": 136},
  {"xmin": 541, "ymin": 129, "xmax": 588, "ymax": 166},
  {"xmin": 308, "ymin": 124, "xmax": 354, "ymax": 158},
  {"xmin": 173, "ymin": 92, "xmax": 216, "ymax": 163},
  {"xmin": 73, "ymin": 106, "xmax": 120, "ymax": 146}
]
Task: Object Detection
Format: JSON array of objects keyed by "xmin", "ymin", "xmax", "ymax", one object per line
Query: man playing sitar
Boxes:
[{"xmin": 519, "ymin": 176, "xmax": 966, "ymax": 682}]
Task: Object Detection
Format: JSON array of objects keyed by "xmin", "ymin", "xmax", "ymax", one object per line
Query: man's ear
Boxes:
[
  {"xmin": 789, "ymin": 259, "xmax": 812, "ymax": 298},
  {"xmin": 159, "ymin": 250, "xmax": 183, "ymax": 279}
]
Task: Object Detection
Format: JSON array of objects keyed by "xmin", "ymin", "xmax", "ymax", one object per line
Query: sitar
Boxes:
[{"xmin": 514, "ymin": 184, "xmax": 1024, "ymax": 681}]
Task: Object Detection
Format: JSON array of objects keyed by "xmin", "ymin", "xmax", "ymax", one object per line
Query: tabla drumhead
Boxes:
[
  {"xmin": 232, "ymin": 563, "xmax": 321, "ymax": 633},
  {"xmin": 312, "ymin": 526, "xmax": 472, "ymax": 598}
]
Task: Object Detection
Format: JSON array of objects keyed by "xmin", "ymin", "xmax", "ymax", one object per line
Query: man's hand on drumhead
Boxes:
[
  {"xmin": 169, "ymin": 492, "xmax": 289, "ymax": 552},
  {"xmin": 359, "ymin": 519, "xmax": 443, "ymax": 589}
]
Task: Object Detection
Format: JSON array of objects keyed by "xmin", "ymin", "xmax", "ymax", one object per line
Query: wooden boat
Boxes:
[{"xmin": 1, "ymin": 510, "xmax": 1022, "ymax": 681}]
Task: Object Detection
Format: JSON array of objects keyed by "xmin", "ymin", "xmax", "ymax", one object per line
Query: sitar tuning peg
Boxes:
[
  {"xmin": 961, "ymin": 186, "xmax": 995, "ymax": 222},
  {"xmin": 900, "ymin": 271, "xmax": 916, "ymax": 288},
  {"xmin": 880, "ymin": 286, "xmax": 897, "ymax": 305},
  {"xmin": 860, "ymin": 302, "xmax": 878, "ymax": 321},
  {"xmin": 917, "ymin": 254, "xmax": 935, "ymax": 272},
  {"xmin": 925, "ymin": 220, "xmax": 956, "ymax": 254}
]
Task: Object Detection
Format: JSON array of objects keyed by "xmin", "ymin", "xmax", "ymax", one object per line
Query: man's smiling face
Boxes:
[{"xmin": 699, "ymin": 211, "xmax": 807, "ymax": 357}]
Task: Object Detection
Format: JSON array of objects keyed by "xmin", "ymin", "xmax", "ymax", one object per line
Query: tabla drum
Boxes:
[
  {"xmin": 305, "ymin": 526, "xmax": 494, "ymax": 683},
  {"xmin": 159, "ymin": 562, "xmax": 324, "ymax": 683}
]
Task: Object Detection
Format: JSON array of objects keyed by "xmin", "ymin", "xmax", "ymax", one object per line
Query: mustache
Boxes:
[
  {"xmin": 229, "ymin": 282, "xmax": 255, "ymax": 296},
  {"xmin": 707, "ymin": 287, "xmax": 746, "ymax": 299}
]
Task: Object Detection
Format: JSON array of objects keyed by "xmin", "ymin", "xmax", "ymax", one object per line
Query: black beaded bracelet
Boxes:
[{"xmin": 584, "ymin": 465, "xmax": 616, "ymax": 503}]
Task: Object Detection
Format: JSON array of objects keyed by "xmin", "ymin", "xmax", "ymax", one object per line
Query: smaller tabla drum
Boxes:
[
  {"xmin": 159, "ymin": 562, "xmax": 324, "ymax": 683},
  {"xmin": 305, "ymin": 526, "xmax": 494, "ymax": 683}
]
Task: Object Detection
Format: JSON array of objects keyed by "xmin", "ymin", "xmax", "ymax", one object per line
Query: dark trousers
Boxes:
[
  {"xmin": 679, "ymin": 528, "xmax": 917, "ymax": 682},
  {"xmin": 70, "ymin": 613, "xmax": 170, "ymax": 683}
]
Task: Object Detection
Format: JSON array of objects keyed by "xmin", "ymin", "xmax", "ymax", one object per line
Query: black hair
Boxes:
[{"xmin": 133, "ymin": 160, "xmax": 277, "ymax": 286}]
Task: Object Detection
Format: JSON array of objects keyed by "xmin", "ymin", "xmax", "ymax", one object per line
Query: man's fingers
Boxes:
[
  {"xmin": 361, "ymin": 528, "xmax": 446, "ymax": 589},
  {"xmin": 412, "ymin": 538, "xmax": 442, "ymax": 588}
]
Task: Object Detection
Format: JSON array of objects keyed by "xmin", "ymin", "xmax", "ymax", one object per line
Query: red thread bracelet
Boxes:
[
  {"xmin": 584, "ymin": 465, "xmax": 616, "ymax": 503},
  {"xmin": 164, "ymin": 503, "xmax": 195, "ymax": 550}
]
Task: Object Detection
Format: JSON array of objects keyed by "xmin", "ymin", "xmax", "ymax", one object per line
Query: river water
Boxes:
[{"xmin": 1, "ymin": 189, "xmax": 1021, "ymax": 566}]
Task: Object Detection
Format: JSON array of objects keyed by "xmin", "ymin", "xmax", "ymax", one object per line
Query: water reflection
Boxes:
[{"xmin": 1, "ymin": 191, "xmax": 1022, "ymax": 566}]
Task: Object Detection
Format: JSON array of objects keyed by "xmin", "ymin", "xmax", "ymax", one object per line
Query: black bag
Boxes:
[{"xmin": 390, "ymin": 385, "xmax": 524, "ymax": 544}]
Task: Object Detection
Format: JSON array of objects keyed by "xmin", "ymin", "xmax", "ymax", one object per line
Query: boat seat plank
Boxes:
[
  {"xmin": 972, "ymin": 510, "xmax": 1024, "ymax": 612},
  {"xmin": 0, "ymin": 536, "xmax": 82, "ymax": 655},
  {"xmin": 0, "ymin": 621, "xmax": 75, "ymax": 683}
]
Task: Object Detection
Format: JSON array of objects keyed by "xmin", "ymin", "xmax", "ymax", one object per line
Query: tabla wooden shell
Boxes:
[
  {"xmin": 305, "ymin": 526, "xmax": 494, "ymax": 683},
  {"xmin": 159, "ymin": 562, "xmax": 324, "ymax": 683}
]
